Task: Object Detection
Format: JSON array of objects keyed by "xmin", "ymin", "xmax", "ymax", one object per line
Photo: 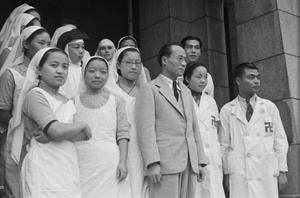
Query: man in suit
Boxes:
[
  {"xmin": 180, "ymin": 36, "xmax": 214, "ymax": 97},
  {"xmin": 136, "ymin": 43, "xmax": 207, "ymax": 198}
]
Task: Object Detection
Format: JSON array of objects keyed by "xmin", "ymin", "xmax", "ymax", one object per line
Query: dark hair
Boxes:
[
  {"xmin": 157, "ymin": 42, "xmax": 183, "ymax": 67},
  {"xmin": 233, "ymin": 62, "xmax": 259, "ymax": 80},
  {"xmin": 84, "ymin": 57, "xmax": 109, "ymax": 75},
  {"xmin": 26, "ymin": 28, "xmax": 49, "ymax": 43},
  {"xmin": 180, "ymin": 36, "xmax": 202, "ymax": 49},
  {"xmin": 25, "ymin": 18, "xmax": 39, "ymax": 27},
  {"xmin": 117, "ymin": 48, "xmax": 141, "ymax": 76},
  {"xmin": 183, "ymin": 61, "xmax": 207, "ymax": 85},
  {"xmin": 57, "ymin": 29, "xmax": 89, "ymax": 50},
  {"xmin": 39, "ymin": 48, "xmax": 67, "ymax": 68},
  {"xmin": 118, "ymin": 36, "xmax": 137, "ymax": 49},
  {"xmin": 25, "ymin": 8, "xmax": 41, "ymax": 19}
]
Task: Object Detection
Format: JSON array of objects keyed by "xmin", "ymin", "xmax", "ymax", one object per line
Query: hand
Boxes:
[
  {"xmin": 278, "ymin": 172, "xmax": 287, "ymax": 191},
  {"xmin": 147, "ymin": 162, "xmax": 161, "ymax": 184},
  {"xmin": 116, "ymin": 161, "xmax": 128, "ymax": 182},
  {"xmin": 33, "ymin": 129, "xmax": 51, "ymax": 144},
  {"xmin": 224, "ymin": 174, "xmax": 230, "ymax": 193},
  {"xmin": 82, "ymin": 124, "xmax": 92, "ymax": 140},
  {"xmin": 197, "ymin": 165, "xmax": 205, "ymax": 182}
]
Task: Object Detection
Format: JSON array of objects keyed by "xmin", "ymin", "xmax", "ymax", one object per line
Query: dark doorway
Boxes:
[{"xmin": 0, "ymin": 0, "xmax": 140, "ymax": 54}]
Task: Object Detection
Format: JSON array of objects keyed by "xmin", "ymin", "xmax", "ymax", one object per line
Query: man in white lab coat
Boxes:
[{"xmin": 220, "ymin": 62, "xmax": 288, "ymax": 198}]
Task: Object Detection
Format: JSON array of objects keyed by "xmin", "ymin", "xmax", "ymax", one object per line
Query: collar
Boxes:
[
  {"xmin": 161, "ymin": 74, "xmax": 181, "ymax": 90},
  {"xmin": 23, "ymin": 56, "xmax": 31, "ymax": 67}
]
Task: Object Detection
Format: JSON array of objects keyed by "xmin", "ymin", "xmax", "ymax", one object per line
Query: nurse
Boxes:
[{"xmin": 183, "ymin": 62, "xmax": 225, "ymax": 198}]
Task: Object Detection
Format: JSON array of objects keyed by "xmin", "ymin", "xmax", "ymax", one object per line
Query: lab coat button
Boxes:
[
  {"xmin": 205, "ymin": 144, "xmax": 210, "ymax": 149},
  {"xmin": 257, "ymin": 133, "xmax": 261, "ymax": 137},
  {"xmin": 246, "ymin": 153, "xmax": 251, "ymax": 158}
]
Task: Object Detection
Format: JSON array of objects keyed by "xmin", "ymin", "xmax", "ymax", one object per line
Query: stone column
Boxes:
[
  {"xmin": 234, "ymin": 0, "xmax": 300, "ymax": 196},
  {"xmin": 139, "ymin": 0, "xmax": 229, "ymax": 108}
]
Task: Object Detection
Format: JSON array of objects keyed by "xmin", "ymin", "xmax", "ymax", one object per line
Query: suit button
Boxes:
[
  {"xmin": 205, "ymin": 144, "xmax": 210, "ymax": 149},
  {"xmin": 246, "ymin": 153, "xmax": 251, "ymax": 158},
  {"xmin": 257, "ymin": 178, "xmax": 262, "ymax": 182},
  {"xmin": 257, "ymin": 155, "xmax": 262, "ymax": 159}
]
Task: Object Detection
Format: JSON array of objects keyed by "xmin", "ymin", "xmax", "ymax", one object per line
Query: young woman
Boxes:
[
  {"xmin": 112, "ymin": 46, "xmax": 149, "ymax": 198},
  {"xmin": 116, "ymin": 36, "xmax": 151, "ymax": 82},
  {"xmin": 21, "ymin": 47, "xmax": 91, "ymax": 197},
  {"xmin": 183, "ymin": 62, "xmax": 225, "ymax": 198},
  {"xmin": 0, "ymin": 26, "xmax": 50, "ymax": 198},
  {"xmin": 94, "ymin": 38, "xmax": 116, "ymax": 65},
  {"xmin": 74, "ymin": 56, "xmax": 131, "ymax": 197},
  {"xmin": 0, "ymin": 13, "xmax": 40, "ymax": 69},
  {"xmin": 55, "ymin": 29, "xmax": 89, "ymax": 98},
  {"xmin": 0, "ymin": 3, "xmax": 40, "ymax": 48}
]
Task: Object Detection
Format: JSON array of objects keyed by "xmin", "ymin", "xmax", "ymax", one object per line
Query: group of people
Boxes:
[{"xmin": 0, "ymin": 3, "xmax": 289, "ymax": 198}]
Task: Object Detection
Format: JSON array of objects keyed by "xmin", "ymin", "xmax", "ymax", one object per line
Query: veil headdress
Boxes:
[
  {"xmin": 116, "ymin": 35, "xmax": 137, "ymax": 50},
  {"xmin": 51, "ymin": 26, "xmax": 75, "ymax": 47},
  {"xmin": 0, "ymin": 26, "xmax": 44, "ymax": 77},
  {"xmin": 0, "ymin": 4, "xmax": 34, "ymax": 47},
  {"xmin": 8, "ymin": 47, "xmax": 58, "ymax": 163},
  {"xmin": 94, "ymin": 39, "xmax": 116, "ymax": 64},
  {"xmin": 109, "ymin": 46, "xmax": 147, "ymax": 86},
  {"xmin": 0, "ymin": 13, "xmax": 37, "ymax": 56}
]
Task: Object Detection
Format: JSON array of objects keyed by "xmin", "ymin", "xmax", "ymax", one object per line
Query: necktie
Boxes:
[
  {"xmin": 173, "ymin": 80, "xmax": 179, "ymax": 101},
  {"xmin": 246, "ymin": 99, "xmax": 253, "ymax": 122}
]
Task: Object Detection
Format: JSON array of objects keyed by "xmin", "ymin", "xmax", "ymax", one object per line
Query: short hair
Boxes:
[
  {"xmin": 183, "ymin": 61, "xmax": 207, "ymax": 85},
  {"xmin": 233, "ymin": 62, "xmax": 259, "ymax": 80},
  {"xmin": 157, "ymin": 42, "xmax": 183, "ymax": 67},
  {"xmin": 180, "ymin": 36, "xmax": 202, "ymax": 48}
]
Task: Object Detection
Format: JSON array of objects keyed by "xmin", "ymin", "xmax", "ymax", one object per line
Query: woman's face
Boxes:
[
  {"xmin": 186, "ymin": 66, "xmax": 208, "ymax": 93},
  {"xmin": 84, "ymin": 59, "xmax": 108, "ymax": 91},
  {"xmin": 38, "ymin": 51, "xmax": 69, "ymax": 88},
  {"xmin": 117, "ymin": 51, "xmax": 141, "ymax": 81},
  {"xmin": 120, "ymin": 39, "xmax": 136, "ymax": 48},
  {"xmin": 25, "ymin": 32, "xmax": 51, "ymax": 59},
  {"xmin": 68, "ymin": 42, "xmax": 84, "ymax": 64}
]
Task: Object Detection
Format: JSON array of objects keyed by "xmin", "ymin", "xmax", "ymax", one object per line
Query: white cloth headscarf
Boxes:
[
  {"xmin": 0, "ymin": 4, "xmax": 34, "ymax": 46},
  {"xmin": 109, "ymin": 46, "xmax": 147, "ymax": 86},
  {"xmin": 8, "ymin": 47, "xmax": 56, "ymax": 163},
  {"xmin": 51, "ymin": 26, "xmax": 75, "ymax": 47},
  {"xmin": 94, "ymin": 39, "xmax": 116, "ymax": 64},
  {"xmin": 0, "ymin": 13, "xmax": 37, "ymax": 55},
  {"xmin": 0, "ymin": 26, "xmax": 43, "ymax": 77},
  {"xmin": 116, "ymin": 35, "xmax": 137, "ymax": 50}
]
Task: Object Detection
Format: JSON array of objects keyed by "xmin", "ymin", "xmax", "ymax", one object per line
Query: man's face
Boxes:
[
  {"xmin": 163, "ymin": 45, "xmax": 187, "ymax": 80},
  {"xmin": 236, "ymin": 68, "xmax": 260, "ymax": 97},
  {"xmin": 184, "ymin": 39, "xmax": 201, "ymax": 62}
]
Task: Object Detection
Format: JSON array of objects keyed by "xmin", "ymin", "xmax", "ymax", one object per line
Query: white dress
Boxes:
[
  {"xmin": 194, "ymin": 94, "xmax": 225, "ymax": 198},
  {"xmin": 75, "ymin": 94, "xmax": 131, "ymax": 198},
  {"xmin": 124, "ymin": 95, "xmax": 149, "ymax": 198},
  {"xmin": 21, "ymin": 88, "xmax": 81, "ymax": 198}
]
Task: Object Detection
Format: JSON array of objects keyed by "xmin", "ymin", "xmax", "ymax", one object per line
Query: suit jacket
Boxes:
[{"xmin": 136, "ymin": 74, "xmax": 206, "ymax": 175}]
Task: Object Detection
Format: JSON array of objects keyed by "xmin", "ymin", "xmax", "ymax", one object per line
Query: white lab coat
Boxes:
[
  {"xmin": 203, "ymin": 73, "xmax": 214, "ymax": 98},
  {"xmin": 220, "ymin": 95, "xmax": 288, "ymax": 198},
  {"xmin": 194, "ymin": 94, "xmax": 225, "ymax": 198}
]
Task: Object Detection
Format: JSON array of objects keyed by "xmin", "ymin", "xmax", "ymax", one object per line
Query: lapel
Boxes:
[
  {"xmin": 156, "ymin": 75, "xmax": 184, "ymax": 116},
  {"xmin": 179, "ymin": 81, "xmax": 190, "ymax": 118},
  {"xmin": 230, "ymin": 97, "xmax": 248, "ymax": 125},
  {"xmin": 197, "ymin": 95, "xmax": 210, "ymax": 128}
]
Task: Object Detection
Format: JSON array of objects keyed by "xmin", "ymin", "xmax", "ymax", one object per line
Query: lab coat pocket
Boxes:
[
  {"xmin": 270, "ymin": 152, "xmax": 279, "ymax": 177},
  {"xmin": 263, "ymin": 117, "xmax": 274, "ymax": 137},
  {"xmin": 226, "ymin": 151, "xmax": 236, "ymax": 174}
]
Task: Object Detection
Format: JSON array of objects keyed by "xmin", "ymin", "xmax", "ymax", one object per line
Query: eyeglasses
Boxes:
[
  {"xmin": 121, "ymin": 61, "xmax": 142, "ymax": 68},
  {"xmin": 171, "ymin": 55, "xmax": 188, "ymax": 63}
]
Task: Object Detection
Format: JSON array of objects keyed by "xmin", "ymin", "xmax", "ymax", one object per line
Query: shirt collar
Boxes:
[{"xmin": 161, "ymin": 74, "xmax": 181, "ymax": 90}]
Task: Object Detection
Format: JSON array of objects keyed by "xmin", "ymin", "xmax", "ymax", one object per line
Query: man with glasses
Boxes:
[
  {"xmin": 181, "ymin": 36, "xmax": 214, "ymax": 97},
  {"xmin": 136, "ymin": 43, "xmax": 207, "ymax": 198}
]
